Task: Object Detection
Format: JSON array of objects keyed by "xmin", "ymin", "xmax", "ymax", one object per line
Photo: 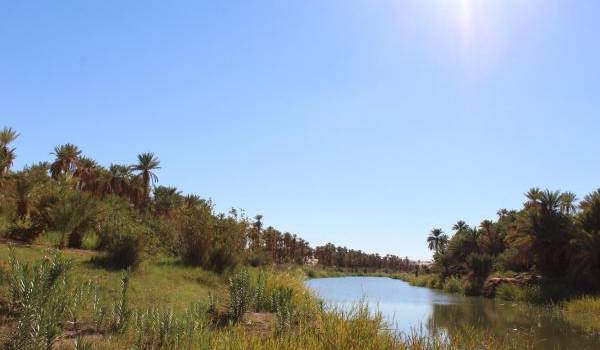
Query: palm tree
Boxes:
[
  {"xmin": 183, "ymin": 194, "xmax": 203, "ymax": 208},
  {"xmin": 153, "ymin": 186, "xmax": 182, "ymax": 216},
  {"xmin": 525, "ymin": 187, "xmax": 542, "ymax": 208},
  {"xmin": 101, "ymin": 164, "xmax": 134, "ymax": 196},
  {"xmin": 452, "ymin": 220, "xmax": 469, "ymax": 234},
  {"xmin": 73, "ymin": 156, "xmax": 100, "ymax": 191},
  {"xmin": 427, "ymin": 228, "xmax": 448, "ymax": 253},
  {"xmin": 540, "ymin": 189, "xmax": 561, "ymax": 213},
  {"xmin": 497, "ymin": 209, "xmax": 509, "ymax": 218},
  {"xmin": 50, "ymin": 144, "xmax": 82, "ymax": 179},
  {"xmin": 250, "ymin": 214, "xmax": 263, "ymax": 250},
  {"xmin": 0, "ymin": 127, "xmax": 18, "ymax": 146},
  {"xmin": 133, "ymin": 152, "xmax": 160, "ymax": 207},
  {"xmin": 0, "ymin": 127, "xmax": 18, "ymax": 176},
  {"xmin": 559, "ymin": 192, "xmax": 577, "ymax": 215}
]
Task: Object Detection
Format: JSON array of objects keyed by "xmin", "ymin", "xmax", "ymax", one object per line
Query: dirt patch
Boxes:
[{"xmin": 243, "ymin": 312, "xmax": 276, "ymax": 338}]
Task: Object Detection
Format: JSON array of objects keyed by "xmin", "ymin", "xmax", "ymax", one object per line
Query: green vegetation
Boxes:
[
  {"xmin": 563, "ymin": 296, "xmax": 600, "ymax": 334},
  {"xmin": 443, "ymin": 276, "xmax": 462, "ymax": 294},
  {"xmin": 422, "ymin": 188, "xmax": 600, "ymax": 301},
  {"xmin": 0, "ymin": 244, "xmax": 543, "ymax": 349},
  {"xmin": 1, "ymin": 126, "xmax": 599, "ymax": 348}
]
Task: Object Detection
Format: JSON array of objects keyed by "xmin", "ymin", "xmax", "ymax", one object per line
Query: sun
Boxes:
[{"xmin": 458, "ymin": 0, "xmax": 473, "ymax": 45}]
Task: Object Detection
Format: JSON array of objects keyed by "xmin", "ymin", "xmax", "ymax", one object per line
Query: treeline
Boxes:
[
  {"xmin": 315, "ymin": 243, "xmax": 416, "ymax": 271},
  {"xmin": 0, "ymin": 127, "xmax": 412, "ymax": 272},
  {"xmin": 426, "ymin": 187, "xmax": 600, "ymax": 296}
]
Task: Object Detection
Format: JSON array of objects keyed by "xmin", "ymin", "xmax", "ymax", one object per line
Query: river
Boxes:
[{"xmin": 305, "ymin": 276, "xmax": 599, "ymax": 349}]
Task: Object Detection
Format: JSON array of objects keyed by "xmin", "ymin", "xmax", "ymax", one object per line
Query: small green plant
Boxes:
[
  {"xmin": 103, "ymin": 234, "xmax": 146, "ymax": 270},
  {"xmin": 92, "ymin": 284, "xmax": 108, "ymax": 331},
  {"xmin": 81, "ymin": 230, "xmax": 101, "ymax": 250},
  {"xmin": 253, "ymin": 271, "xmax": 268, "ymax": 311},
  {"xmin": 270, "ymin": 286, "xmax": 294, "ymax": 331},
  {"xmin": 6, "ymin": 246, "xmax": 75, "ymax": 350},
  {"xmin": 132, "ymin": 302, "xmax": 210, "ymax": 349},
  {"xmin": 495, "ymin": 283, "xmax": 526, "ymax": 301},
  {"xmin": 228, "ymin": 269, "xmax": 252, "ymax": 322},
  {"xmin": 67, "ymin": 281, "xmax": 93, "ymax": 333},
  {"xmin": 110, "ymin": 270, "xmax": 132, "ymax": 332},
  {"xmin": 443, "ymin": 276, "xmax": 462, "ymax": 294}
]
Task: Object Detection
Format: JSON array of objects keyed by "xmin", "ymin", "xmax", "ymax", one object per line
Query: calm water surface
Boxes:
[{"xmin": 305, "ymin": 277, "xmax": 600, "ymax": 350}]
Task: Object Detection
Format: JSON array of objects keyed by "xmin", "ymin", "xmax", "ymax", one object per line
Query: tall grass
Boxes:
[
  {"xmin": 563, "ymin": 296, "xmax": 600, "ymax": 334},
  {"xmin": 442, "ymin": 276, "xmax": 462, "ymax": 294}
]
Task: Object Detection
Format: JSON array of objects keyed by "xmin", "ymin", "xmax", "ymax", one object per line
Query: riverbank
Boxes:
[
  {"xmin": 305, "ymin": 267, "xmax": 600, "ymax": 338},
  {"xmin": 382, "ymin": 270, "xmax": 600, "ymax": 337},
  {"xmin": 0, "ymin": 243, "xmax": 561, "ymax": 349}
]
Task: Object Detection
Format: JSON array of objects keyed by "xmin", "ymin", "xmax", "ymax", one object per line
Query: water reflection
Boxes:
[{"xmin": 305, "ymin": 277, "xmax": 600, "ymax": 350}]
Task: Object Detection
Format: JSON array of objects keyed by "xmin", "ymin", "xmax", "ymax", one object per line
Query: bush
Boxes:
[
  {"xmin": 270, "ymin": 286, "xmax": 294, "ymax": 330},
  {"xmin": 102, "ymin": 233, "xmax": 146, "ymax": 270},
  {"xmin": 497, "ymin": 248, "xmax": 529, "ymax": 272},
  {"xmin": 228, "ymin": 269, "xmax": 252, "ymax": 322},
  {"xmin": 7, "ymin": 218, "xmax": 43, "ymax": 242},
  {"xmin": 0, "ymin": 214, "xmax": 11, "ymax": 236},
  {"xmin": 495, "ymin": 283, "xmax": 526, "ymax": 301},
  {"xmin": 81, "ymin": 230, "xmax": 101, "ymax": 250},
  {"xmin": 443, "ymin": 276, "xmax": 462, "ymax": 293},
  {"xmin": 462, "ymin": 280, "xmax": 481, "ymax": 296},
  {"xmin": 208, "ymin": 213, "xmax": 246, "ymax": 272},
  {"xmin": 33, "ymin": 230, "xmax": 63, "ymax": 247},
  {"xmin": 427, "ymin": 275, "xmax": 441, "ymax": 289},
  {"xmin": 466, "ymin": 253, "xmax": 493, "ymax": 282},
  {"xmin": 6, "ymin": 247, "xmax": 75, "ymax": 350},
  {"xmin": 45, "ymin": 189, "xmax": 101, "ymax": 248},
  {"xmin": 174, "ymin": 206, "xmax": 214, "ymax": 268}
]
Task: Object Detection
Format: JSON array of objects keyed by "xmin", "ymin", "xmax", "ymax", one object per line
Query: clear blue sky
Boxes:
[{"xmin": 2, "ymin": 1, "xmax": 599, "ymax": 260}]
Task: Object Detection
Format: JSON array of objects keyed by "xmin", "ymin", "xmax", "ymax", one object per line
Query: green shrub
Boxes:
[
  {"xmin": 306, "ymin": 269, "xmax": 317, "ymax": 278},
  {"xmin": 110, "ymin": 271, "xmax": 132, "ymax": 332},
  {"xmin": 253, "ymin": 271, "xmax": 268, "ymax": 311},
  {"xmin": 209, "ymin": 213, "xmax": 246, "ymax": 272},
  {"xmin": 46, "ymin": 189, "xmax": 101, "ymax": 248},
  {"xmin": 132, "ymin": 302, "xmax": 210, "ymax": 350},
  {"xmin": 0, "ymin": 214, "xmax": 11, "ymax": 237},
  {"xmin": 103, "ymin": 233, "xmax": 146, "ymax": 270},
  {"xmin": 271, "ymin": 286, "xmax": 294, "ymax": 331},
  {"xmin": 33, "ymin": 230, "xmax": 63, "ymax": 247},
  {"xmin": 443, "ymin": 276, "xmax": 462, "ymax": 293},
  {"xmin": 466, "ymin": 253, "xmax": 493, "ymax": 282},
  {"xmin": 7, "ymin": 218, "xmax": 43, "ymax": 242},
  {"xmin": 228, "ymin": 269, "xmax": 252, "ymax": 322},
  {"xmin": 6, "ymin": 247, "xmax": 75, "ymax": 350},
  {"xmin": 495, "ymin": 283, "xmax": 526, "ymax": 301},
  {"xmin": 174, "ymin": 206, "xmax": 214, "ymax": 268},
  {"xmin": 81, "ymin": 230, "xmax": 101, "ymax": 250},
  {"xmin": 462, "ymin": 280, "xmax": 481, "ymax": 296}
]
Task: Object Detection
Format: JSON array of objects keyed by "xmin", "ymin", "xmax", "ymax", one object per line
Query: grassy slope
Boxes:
[{"xmin": 0, "ymin": 243, "xmax": 226, "ymax": 312}]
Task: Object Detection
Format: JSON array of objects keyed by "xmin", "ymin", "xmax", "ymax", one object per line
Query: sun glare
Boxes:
[{"xmin": 458, "ymin": 0, "xmax": 473, "ymax": 46}]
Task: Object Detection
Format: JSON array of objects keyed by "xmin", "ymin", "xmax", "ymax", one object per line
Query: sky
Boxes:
[{"xmin": 1, "ymin": 1, "xmax": 599, "ymax": 260}]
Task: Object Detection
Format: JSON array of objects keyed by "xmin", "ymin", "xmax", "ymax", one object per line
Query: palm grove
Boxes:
[
  {"xmin": 0, "ymin": 127, "xmax": 413, "ymax": 272},
  {"xmin": 426, "ymin": 188, "xmax": 600, "ymax": 297}
]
